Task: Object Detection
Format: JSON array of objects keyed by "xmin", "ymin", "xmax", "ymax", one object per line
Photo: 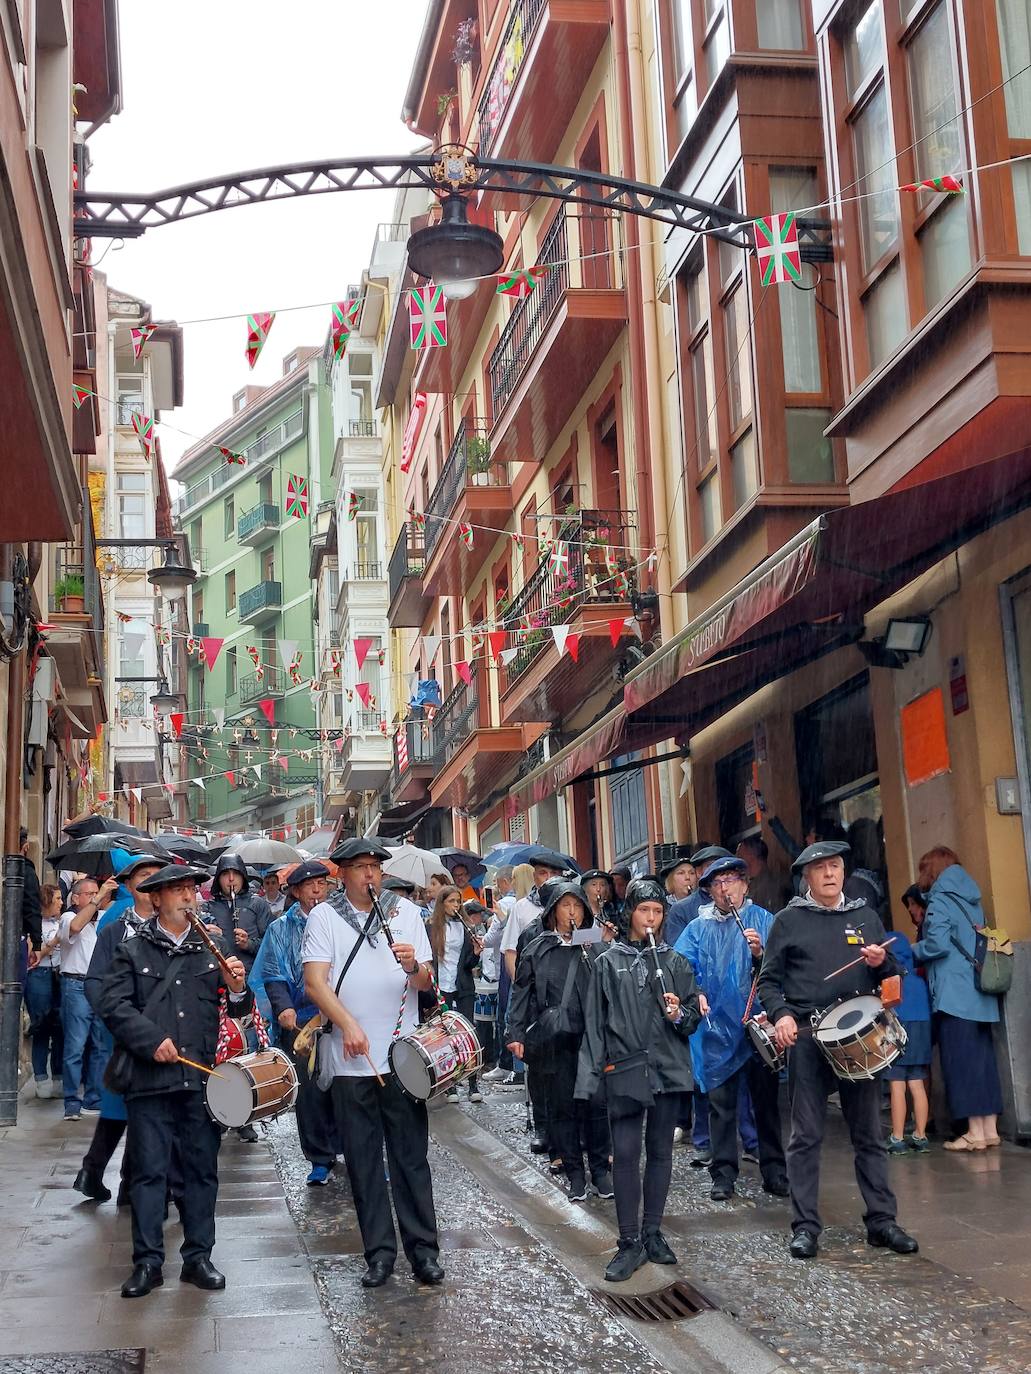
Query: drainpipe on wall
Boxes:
[{"xmin": 0, "ymin": 543, "xmax": 29, "ymax": 1125}]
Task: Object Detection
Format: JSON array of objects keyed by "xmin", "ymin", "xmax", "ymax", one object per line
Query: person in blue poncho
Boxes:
[
  {"xmin": 250, "ymin": 860, "xmax": 340, "ymax": 1186},
  {"xmin": 677, "ymin": 855, "xmax": 787, "ymax": 1202}
]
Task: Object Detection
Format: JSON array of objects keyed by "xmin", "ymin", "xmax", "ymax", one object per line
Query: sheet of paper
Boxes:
[{"xmin": 571, "ymin": 925, "xmax": 603, "ymax": 946}]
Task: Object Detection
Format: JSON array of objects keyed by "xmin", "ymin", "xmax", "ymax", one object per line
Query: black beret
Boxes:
[
  {"xmin": 330, "ymin": 838, "xmax": 392, "ymax": 864},
  {"xmin": 285, "ymin": 860, "xmax": 331, "ymax": 887},
  {"xmin": 792, "ymin": 840, "xmax": 850, "ymax": 873},
  {"xmin": 136, "ymin": 863, "xmax": 210, "ymax": 892}
]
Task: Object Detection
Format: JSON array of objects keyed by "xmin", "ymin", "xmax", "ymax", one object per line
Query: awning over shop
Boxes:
[{"xmin": 516, "ymin": 447, "xmax": 1031, "ymax": 806}]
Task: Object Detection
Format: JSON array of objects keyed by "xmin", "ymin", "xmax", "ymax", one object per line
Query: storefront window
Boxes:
[{"xmin": 716, "ymin": 743, "xmax": 757, "ymax": 846}]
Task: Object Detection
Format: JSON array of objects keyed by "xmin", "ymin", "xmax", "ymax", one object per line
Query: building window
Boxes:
[
  {"xmin": 844, "ymin": 1, "xmax": 883, "ymax": 97},
  {"xmin": 226, "ymin": 646, "xmax": 237, "ymax": 695},
  {"xmin": 669, "ymin": 0, "xmax": 696, "ymax": 144},
  {"xmin": 683, "ymin": 253, "xmax": 718, "ymax": 471},
  {"xmin": 863, "ymin": 263, "xmax": 907, "ymax": 369},
  {"xmin": 715, "ymin": 743, "xmax": 757, "ymax": 846},
  {"xmin": 730, "ymin": 430, "xmax": 758, "ymax": 510},
  {"xmin": 261, "ymin": 549, "xmax": 275, "ymax": 582},
  {"xmin": 785, "ymin": 409, "xmax": 834, "ymax": 483},
  {"xmin": 698, "ymin": 469, "xmax": 721, "ymax": 544},
  {"xmin": 918, "ymin": 196, "xmax": 971, "ymax": 309},
  {"xmin": 702, "ymin": 0, "xmax": 730, "ymax": 85},
  {"xmin": 852, "ymin": 85, "xmax": 898, "ymax": 273},
  {"xmin": 115, "ymin": 374, "xmax": 144, "ymax": 427},
  {"xmin": 997, "ymin": 0, "xmax": 1031, "ymax": 137},
  {"xmin": 723, "ymin": 282, "xmax": 753, "ymax": 430},
  {"xmin": 353, "ymin": 487, "xmax": 381, "ymax": 578},
  {"xmin": 224, "ymin": 496, "xmax": 235, "ymax": 540},
  {"xmin": 756, "ymin": 0, "xmax": 804, "ymax": 49},
  {"xmin": 116, "ymin": 471, "xmax": 147, "ymax": 542},
  {"xmin": 770, "ymin": 169, "xmax": 822, "ymax": 394},
  {"xmin": 258, "ymin": 472, "xmax": 273, "ymax": 505},
  {"xmin": 225, "ymin": 570, "xmax": 236, "ymax": 613}
]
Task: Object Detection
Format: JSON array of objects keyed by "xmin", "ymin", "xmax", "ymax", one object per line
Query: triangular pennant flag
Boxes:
[
  {"xmin": 72, "ymin": 384, "xmax": 92, "ymax": 409},
  {"xmin": 199, "ymin": 637, "xmax": 223, "ymax": 671},
  {"xmin": 566, "ymin": 632, "xmax": 580, "ymax": 664},
  {"xmin": 345, "ymin": 294, "xmax": 363, "ymax": 327},
  {"xmin": 277, "ymin": 755, "xmax": 289, "ymax": 771},
  {"xmin": 219, "ymin": 445, "xmax": 246, "ymax": 466},
  {"xmin": 258, "ymin": 698, "xmax": 275, "ymax": 726},
  {"xmin": 354, "ymin": 638, "xmax": 374, "ymax": 672},
  {"xmin": 225, "ymin": 770, "xmax": 235, "ymax": 787},
  {"xmin": 487, "ymin": 631, "xmax": 507, "ymax": 662},
  {"xmin": 251, "ymin": 764, "xmax": 262, "ymax": 780},
  {"xmin": 900, "ymin": 175, "xmax": 963, "ymax": 193},
  {"xmin": 608, "ymin": 618, "xmax": 625, "ymax": 649},
  {"xmin": 122, "ymin": 632, "xmax": 146, "ymax": 661},
  {"xmin": 170, "ymin": 713, "xmax": 184, "ymax": 738},
  {"xmin": 499, "ymin": 647, "xmax": 519, "ymax": 666},
  {"xmin": 355, "ymin": 682, "xmax": 372, "ymax": 707},
  {"xmin": 408, "ymin": 283, "xmax": 447, "ymax": 349},
  {"xmin": 552, "ymin": 624, "xmax": 571, "ymax": 657},
  {"xmin": 459, "ymin": 521, "xmax": 474, "ymax": 549},
  {"xmin": 285, "ymin": 474, "xmax": 309, "ymax": 518},
  {"xmin": 422, "ymin": 634, "xmax": 441, "ymax": 666},
  {"xmin": 333, "ymin": 735, "xmax": 345, "ymax": 754},
  {"xmin": 130, "ymin": 324, "xmax": 156, "ymax": 361},
  {"xmin": 245, "ymin": 311, "xmax": 275, "ymax": 369},
  {"xmin": 752, "ymin": 212, "xmax": 802, "ymax": 286},
  {"xmin": 277, "ymin": 639, "xmax": 298, "ymax": 672},
  {"xmin": 495, "ymin": 265, "xmax": 551, "ymax": 297},
  {"xmin": 193, "ymin": 778, "xmax": 205, "ymax": 791},
  {"xmin": 213, "ymin": 707, "xmax": 225, "ymax": 730},
  {"xmin": 455, "ymin": 660, "xmax": 473, "ymax": 686},
  {"xmin": 131, "ymin": 412, "xmax": 155, "ymax": 460},
  {"xmin": 330, "ymin": 302, "xmax": 352, "ymax": 360},
  {"xmin": 130, "ymin": 786, "xmax": 142, "ymax": 805},
  {"xmin": 679, "ymin": 758, "xmax": 693, "ymax": 798}
]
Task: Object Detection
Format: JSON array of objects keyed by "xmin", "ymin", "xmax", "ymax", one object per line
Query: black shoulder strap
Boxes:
[
  {"xmin": 333, "ymin": 905, "xmax": 381, "ymax": 1000},
  {"xmin": 557, "ymin": 948, "xmax": 582, "ymax": 1009}
]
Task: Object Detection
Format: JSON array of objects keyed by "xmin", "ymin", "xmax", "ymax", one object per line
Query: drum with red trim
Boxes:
[{"xmin": 389, "ymin": 1010, "xmax": 482, "ymax": 1102}]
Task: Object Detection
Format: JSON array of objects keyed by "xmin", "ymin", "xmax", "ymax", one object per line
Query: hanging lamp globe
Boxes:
[
  {"xmin": 150, "ymin": 679, "xmax": 180, "ymax": 714},
  {"xmin": 147, "ymin": 546, "xmax": 197, "ymax": 601},
  {"xmin": 407, "ymin": 193, "xmax": 504, "ymax": 301}
]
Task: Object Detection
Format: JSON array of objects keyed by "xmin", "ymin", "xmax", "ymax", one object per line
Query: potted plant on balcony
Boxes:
[
  {"xmin": 55, "ymin": 574, "xmax": 85, "ymax": 614},
  {"xmin": 467, "ymin": 436, "xmax": 493, "ymax": 485}
]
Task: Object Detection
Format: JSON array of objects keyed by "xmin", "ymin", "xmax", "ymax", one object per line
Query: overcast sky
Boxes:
[{"xmin": 88, "ymin": 1, "xmax": 425, "ymax": 475}]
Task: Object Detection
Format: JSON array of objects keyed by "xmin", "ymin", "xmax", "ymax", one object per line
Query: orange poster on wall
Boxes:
[{"xmin": 901, "ymin": 687, "xmax": 951, "ymax": 787}]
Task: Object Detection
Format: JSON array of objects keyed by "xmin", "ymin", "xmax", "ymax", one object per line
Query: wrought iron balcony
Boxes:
[
  {"xmin": 431, "ymin": 679, "xmax": 478, "ymax": 768},
  {"xmin": 502, "ymin": 509, "xmax": 636, "ymax": 682},
  {"xmin": 192, "ymin": 621, "xmax": 210, "ymax": 638},
  {"xmin": 424, "ymin": 420, "xmax": 506, "ymax": 565},
  {"xmin": 477, "ymin": 0, "xmax": 547, "ymax": 157},
  {"xmin": 238, "ymin": 502, "xmax": 279, "ymax": 544},
  {"xmin": 387, "ymin": 523, "xmax": 428, "ymax": 627},
  {"xmin": 240, "ymin": 666, "xmax": 285, "ymax": 704},
  {"xmin": 239, "ymin": 579, "xmax": 282, "ymax": 622},
  {"xmin": 388, "ymin": 717, "xmax": 439, "ymax": 799}
]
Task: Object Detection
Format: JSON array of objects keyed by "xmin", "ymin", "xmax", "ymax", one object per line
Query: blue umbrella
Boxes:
[{"xmin": 482, "ymin": 843, "xmax": 582, "ymax": 874}]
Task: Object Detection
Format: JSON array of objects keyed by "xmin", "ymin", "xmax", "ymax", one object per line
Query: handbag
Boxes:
[
  {"xmin": 102, "ymin": 959, "xmax": 183, "ymax": 1096},
  {"xmin": 523, "ymin": 951, "xmax": 584, "ymax": 1063},
  {"xmin": 950, "ymin": 901, "xmax": 1014, "ymax": 997}
]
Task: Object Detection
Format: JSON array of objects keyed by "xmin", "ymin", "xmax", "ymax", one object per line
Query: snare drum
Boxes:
[
  {"xmin": 811, "ymin": 995, "xmax": 908, "ymax": 1082},
  {"xmin": 204, "ymin": 1047, "xmax": 299, "ymax": 1128},
  {"xmin": 746, "ymin": 1018, "xmax": 785, "ymax": 1073},
  {"xmin": 389, "ymin": 1010, "xmax": 482, "ymax": 1102}
]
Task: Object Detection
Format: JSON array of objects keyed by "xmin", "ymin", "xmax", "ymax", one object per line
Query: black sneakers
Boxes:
[{"xmin": 605, "ymin": 1238, "xmax": 647, "ymax": 1282}]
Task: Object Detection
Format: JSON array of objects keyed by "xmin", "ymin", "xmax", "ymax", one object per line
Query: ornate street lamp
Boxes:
[
  {"xmin": 407, "ymin": 192, "xmax": 504, "ymax": 300},
  {"xmin": 149, "ymin": 679, "xmax": 180, "ymax": 713},
  {"xmin": 146, "ymin": 545, "xmax": 198, "ymax": 601}
]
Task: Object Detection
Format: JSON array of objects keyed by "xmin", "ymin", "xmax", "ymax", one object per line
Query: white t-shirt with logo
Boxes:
[{"xmin": 302, "ymin": 899, "xmax": 431, "ymax": 1078}]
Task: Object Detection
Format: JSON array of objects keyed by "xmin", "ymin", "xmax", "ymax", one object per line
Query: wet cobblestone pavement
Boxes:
[
  {"xmin": 266, "ymin": 1116, "xmax": 666, "ymax": 1373},
  {"xmin": 461, "ymin": 1085, "xmax": 1031, "ymax": 1374}
]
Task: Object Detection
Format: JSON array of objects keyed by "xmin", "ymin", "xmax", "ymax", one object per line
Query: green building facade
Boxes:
[{"xmin": 172, "ymin": 346, "xmax": 334, "ymax": 837}]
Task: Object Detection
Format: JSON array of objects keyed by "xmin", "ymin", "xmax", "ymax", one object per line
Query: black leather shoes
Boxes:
[
  {"xmin": 73, "ymin": 1167, "xmax": 111, "ymax": 1202},
  {"xmin": 180, "ymin": 1258, "xmax": 226, "ymax": 1290},
  {"xmin": 121, "ymin": 1263, "xmax": 162, "ymax": 1298},
  {"xmin": 710, "ymin": 1182, "xmax": 734, "ymax": 1201},
  {"xmin": 642, "ymin": 1228, "xmax": 677, "ymax": 1265},
  {"xmin": 361, "ymin": 1260, "xmax": 394, "ymax": 1288},
  {"xmin": 867, "ymin": 1223, "xmax": 919, "ymax": 1254},
  {"xmin": 412, "ymin": 1259, "xmax": 445, "ymax": 1285},
  {"xmin": 789, "ymin": 1229, "xmax": 819, "ymax": 1259},
  {"xmin": 763, "ymin": 1176, "xmax": 791, "ymax": 1198},
  {"xmin": 529, "ymin": 1134, "xmax": 549, "ymax": 1154}
]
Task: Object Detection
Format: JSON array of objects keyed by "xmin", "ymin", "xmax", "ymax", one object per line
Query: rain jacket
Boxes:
[
  {"xmin": 575, "ymin": 939, "xmax": 701, "ymax": 1102},
  {"xmin": 676, "ymin": 898, "xmax": 775, "ymax": 1093},
  {"xmin": 911, "ymin": 864, "xmax": 999, "ymax": 1023},
  {"xmin": 756, "ymin": 892, "xmax": 900, "ymax": 1025},
  {"xmin": 250, "ymin": 899, "xmax": 318, "ymax": 1025},
  {"xmin": 506, "ymin": 931, "xmax": 598, "ymax": 1073},
  {"xmin": 203, "ymin": 855, "xmax": 273, "ymax": 973}
]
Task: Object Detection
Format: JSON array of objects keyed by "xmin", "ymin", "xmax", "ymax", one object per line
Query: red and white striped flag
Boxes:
[
  {"xmin": 396, "ymin": 724, "xmax": 409, "ymax": 772},
  {"xmin": 401, "ymin": 392, "xmax": 428, "ymax": 472}
]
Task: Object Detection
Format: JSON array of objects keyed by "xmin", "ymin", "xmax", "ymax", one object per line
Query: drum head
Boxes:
[
  {"xmin": 390, "ymin": 1040, "xmax": 433, "ymax": 1099},
  {"xmin": 817, "ymin": 995, "xmax": 882, "ymax": 1043},
  {"xmin": 205, "ymin": 1060, "xmax": 255, "ymax": 1128}
]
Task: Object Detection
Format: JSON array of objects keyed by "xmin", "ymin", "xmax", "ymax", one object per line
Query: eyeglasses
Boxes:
[{"xmin": 709, "ymin": 875, "xmax": 744, "ymax": 888}]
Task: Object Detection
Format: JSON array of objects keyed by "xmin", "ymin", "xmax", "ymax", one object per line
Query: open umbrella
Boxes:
[
  {"xmin": 433, "ymin": 847, "xmax": 487, "ymax": 881},
  {"xmin": 207, "ymin": 831, "xmax": 264, "ymax": 860},
  {"xmin": 46, "ymin": 832, "xmax": 169, "ymax": 879},
  {"xmin": 482, "ymin": 843, "xmax": 581, "ymax": 874},
  {"xmin": 384, "ymin": 844, "xmax": 447, "ymax": 888},
  {"xmin": 233, "ymin": 837, "xmax": 304, "ymax": 867},
  {"xmin": 156, "ymin": 834, "xmax": 212, "ymax": 863},
  {"xmin": 64, "ymin": 815, "xmax": 149, "ymax": 840}
]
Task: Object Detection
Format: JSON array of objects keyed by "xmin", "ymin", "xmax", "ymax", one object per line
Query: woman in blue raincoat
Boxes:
[{"xmin": 676, "ymin": 856, "xmax": 787, "ymax": 1201}]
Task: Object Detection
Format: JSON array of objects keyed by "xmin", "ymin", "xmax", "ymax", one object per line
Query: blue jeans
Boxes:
[
  {"xmin": 24, "ymin": 967, "xmax": 63, "ymax": 1079},
  {"xmin": 60, "ymin": 978, "xmax": 104, "ymax": 1113}
]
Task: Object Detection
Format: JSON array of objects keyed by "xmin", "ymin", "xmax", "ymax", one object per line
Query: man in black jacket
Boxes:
[
  {"xmin": 202, "ymin": 852, "xmax": 273, "ymax": 976},
  {"xmin": 757, "ymin": 841, "xmax": 918, "ymax": 1261},
  {"xmin": 98, "ymin": 864, "xmax": 252, "ymax": 1299}
]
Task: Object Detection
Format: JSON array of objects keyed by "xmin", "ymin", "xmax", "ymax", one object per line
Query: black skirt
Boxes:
[{"xmin": 936, "ymin": 1012, "xmax": 1003, "ymax": 1118}]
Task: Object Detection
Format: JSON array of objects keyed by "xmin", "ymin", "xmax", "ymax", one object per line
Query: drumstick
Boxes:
[
  {"xmin": 364, "ymin": 1054, "xmax": 385, "ymax": 1087},
  {"xmin": 823, "ymin": 935, "xmax": 897, "ymax": 981},
  {"xmin": 178, "ymin": 1054, "xmax": 226, "ymax": 1079}
]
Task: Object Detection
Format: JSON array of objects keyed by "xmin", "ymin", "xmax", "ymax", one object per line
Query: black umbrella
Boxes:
[
  {"xmin": 46, "ymin": 832, "xmax": 170, "ymax": 879},
  {"xmin": 156, "ymin": 833, "xmax": 213, "ymax": 863},
  {"xmin": 63, "ymin": 815, "xmax": 149, "ymax": 840}
]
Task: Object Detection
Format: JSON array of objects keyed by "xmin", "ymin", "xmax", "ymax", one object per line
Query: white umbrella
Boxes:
[
  {"xmin": 384, "ymin": 844, "xmax": 447, "ymax": 888},
  {"xmin": 234, "ymin": 838, "xmax": 304, "ymax": 867}
]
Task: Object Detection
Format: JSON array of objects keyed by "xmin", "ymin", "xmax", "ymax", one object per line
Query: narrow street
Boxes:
[{"xmin": 3, "ymin": 1084, "xmax": 1031, "ymax": 1374}]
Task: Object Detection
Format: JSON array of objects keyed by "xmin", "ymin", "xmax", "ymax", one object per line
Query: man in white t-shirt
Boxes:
[
  {"xmin": 60, "ymin": 874, "xmax": 118, "ymax": 1120},
  {"xmin": 303, "ymin": 838, "xmax": 441, "ymax": 1291}
]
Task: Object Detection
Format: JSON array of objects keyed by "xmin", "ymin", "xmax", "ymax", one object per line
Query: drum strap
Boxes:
[{"xmin": 741, "ymin": 975, "xmax": 760, "ymax": 1025}]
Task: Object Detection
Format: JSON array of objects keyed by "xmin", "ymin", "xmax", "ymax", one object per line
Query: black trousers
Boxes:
[
  {"xmin": 282, "ymin": 1029, "xmax": 338, "ymax": 1167},
  {"xmin": 126, "ymin": 1090, "xmax": 221, "ymax": 1268},
  {"xmin": 438, "ymin": 992, "xmax": 479, "ymax": 1091},
  {"xmin": 542, "ymin": 1050, "xmax": 609, "ymax": 1184},
  {"xmin": 786, "ymin": 1032, "xmax": 896, "ymax": 1236},
  {"xmin": 83, "ymin": 1116, "xmax": 127, "ymax": 1181},
  {"xmin": 610, "ymin": 1092, "xmax": 680, "ymax": 1240},
  {"xmin": 330, "ymin": 1073, "xmax": 439, "ymax": 1269},
  {"xmin": 709, "ymin": 1054, "xmax": 786, "ymax": 1187}
]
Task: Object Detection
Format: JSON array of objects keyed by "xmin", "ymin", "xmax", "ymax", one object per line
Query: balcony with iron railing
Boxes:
[
  {"xmin": 421, "ymin": 420, "xmax": 511, "ymax": 596},
  {"xmin": 500, "ymin": 508, "xmax": 637, "ymax": 724},
  {"xmin": 238, "ymin": 502, "xmax": 279, "ymax": 545},
  {"xmin": 173, "ymin": 409, "xmax": 304, "ymax": 518},
  {"xmin": 240, "ymin": 666, "xmax": 286, "ymax": 704},
  {"xmin": 476, "ymin": 0, "xmax": 609, "ymax": 179},
  {"xmin": 342, "ymin": 560, "xmax": 384, "ymax": 582},
  {"xmin": 427, "ymin": 673, "xmax": 550, "ymax": 810},
  {"xmin": 487, "ymin": 206, "xmax": 625, "ymax": 465},
  {"xmin": 239, "ymin": 579, "xmax": 283, "ymax": 623},
  {"xmin": 431, "ymin": 680, "xmax": 479, "ymax": 769},
  {"xmin": 389, "ymin": 717, "xmax": 439, "ymax": 802},
  {"xmin": 387, "ymin": 523, "xmax": 429, "ymax": 628},
  {"xmin": 48, "ymin": 504, "xmax": 107, "ymax": 735}
]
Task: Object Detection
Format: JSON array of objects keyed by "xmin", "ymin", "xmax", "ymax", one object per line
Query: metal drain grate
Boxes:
[
  {"xmin": 592, "ymin": 1278, "xmax": 720, "ymax": 1322},
  {"xmin": 0, "ymin": 1352, "xmax": 145, "ymax": 1373}
]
